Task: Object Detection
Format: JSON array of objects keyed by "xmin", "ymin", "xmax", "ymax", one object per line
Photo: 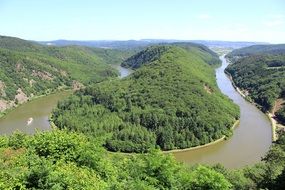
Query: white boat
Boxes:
[{"xmin": 27, "ymin": 117, "xmax": 33, "ymax": 125}]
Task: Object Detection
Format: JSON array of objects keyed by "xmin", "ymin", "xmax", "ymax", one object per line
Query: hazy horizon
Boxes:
[{"xmin": 1, "ymin": 0, "xmax": 285, "ymax": 43}]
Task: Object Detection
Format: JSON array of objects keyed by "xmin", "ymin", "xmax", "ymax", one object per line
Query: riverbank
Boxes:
[
  {"xmin": 47, "ymin": 118, "xmax": 243, "ymax": 158},
  {"xmin": 164, "ymin": 120, "xmax": 240, "ymax": 153},
  {"xmin": 267, "ymin": 113, "xmax": 285, "ymax": 141},
  {"xmin": 0, "ymin": 89, "xmax": 71, "ymax": 120},
  {"xmin": 225, "ymin": 64, "xmax": 284, "ymax": 142},
  {"xmin": 228, "ymin": 76, "xmax": 285, "ymax": 141}
]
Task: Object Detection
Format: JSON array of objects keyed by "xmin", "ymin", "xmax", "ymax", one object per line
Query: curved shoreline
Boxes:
[
  {"xmin": 267, "ymin": 113, "xmax": 277, "ymax": 141},
  {"xmin": 164, "ymin": 120, "xmax": 240, "ymax": 153},
  {"xmin": 50, "ymin": 119, "xmax": 240, "ymax": 156},
  {"xmin": 225, "ymin": 64, "xmax": 283, "ymax": 142},
  {"xmin": 0, "ymin": 89, "xmax": 71, "ymax": 120}
]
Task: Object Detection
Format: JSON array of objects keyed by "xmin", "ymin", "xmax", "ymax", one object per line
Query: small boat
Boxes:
[{"xmin": 27, "ymin": 117, "xmax": 33, "ymax": 125}]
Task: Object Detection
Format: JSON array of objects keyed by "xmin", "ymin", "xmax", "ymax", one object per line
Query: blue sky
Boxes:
[{"xmin": 1, "ymin": 0, "xmax": 285, "ymax": 43}]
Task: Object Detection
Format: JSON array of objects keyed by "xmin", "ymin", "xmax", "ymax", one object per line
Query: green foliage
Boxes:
[
  {"xmin": 122, "ymin": 45, "xmax": 171, "ymax": 68},
  {"xmin": 185, "ymin": 165, "xmax": 232, "ymax": 190},
  {"xmin": 7, "ymin": 131, "xmax": 28, "ymax": 149},
  {"xmin": 0, "ymin": 36, "xmax": 133, "ymax": 107},
  {"xmin": 105, "ymin": 124, "xmax": 156, "ymax": 153},
  {"xmin": 212, "ymin": 164, "xmax": 257, "ymax": 190},
  {"xmin": 0, "ymin": 130, "xmax": 233, "ymax": 190},
  {"xmin": 1, "ymin": 129, "xmax": 285, "ymax": 189},
  {"xmin": 53, "ymin": 45, "xmax": 239, "ymax": 152},
  {"xmin": 276, "ymin": 107, "xmax": 285, "ymax": 124},
  {"xmin": 226, "ymin": 44, "xmax": 285, "ymax": 58}
]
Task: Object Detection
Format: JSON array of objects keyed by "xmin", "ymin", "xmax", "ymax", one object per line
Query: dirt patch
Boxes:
[
  {"xmin": 0, "ymin": 81, "xmax": 6, "ymax": 97},
  {"xmin": 60, "ymin": 70, "xmax": 68, "ymax": 77},
  {"xmin": 15, "ymin": 88, "xmax": 28, "ymax": 104},
  {"xmin": 272, "ymin": 98, "xmax": 285, "ymax": 114},
  {"xmin": 0, "ymin": 100, "xmax": 9, "ymax": 112},
  {"xmin": 29, "ymin": 79, "xmax": 36, "ymax": 87},
  {"xmin": 0, "ymin": 99, "xmax": 14, "ymax": 112},
  {"xmin": 72, "ymin": 80, "xmax": 84, "ymax": 91},
  {"xmin": 32, "ymin": 70, "xmax": 53, "ymax": 80},
  {"xmin": 204, "ymin": 85, "xmax": 213, "ymax": 94},
  {"xmin": 16, "ymin": 62, "xmax": 23, "ymax": 72}
]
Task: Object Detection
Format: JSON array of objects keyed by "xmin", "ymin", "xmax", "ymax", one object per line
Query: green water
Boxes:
[{"xmin": 0, "ymin": 91, "xmax": 71, "ymax": 135}]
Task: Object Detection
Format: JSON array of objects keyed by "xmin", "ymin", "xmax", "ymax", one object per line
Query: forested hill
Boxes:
[
  {"xmin": 225, "ymin": 44, "xmax": 285, "ymax": 124},
  {"xmin": 0, "ymin": 36, "xmax": 132, "ymax": 112},
  {"xmin": 226, "ymin": 44, "xmax": 285, "ymax": 58},
  {"xmin": 122, "ymin": 43, "xmax": 221, "ymax": 69},
  {"xmin": 52, "ymin": 44, "xmax": 239, "ymax": 152}
]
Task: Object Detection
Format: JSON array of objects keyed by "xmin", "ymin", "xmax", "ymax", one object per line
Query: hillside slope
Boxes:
[
  {"xmin": 226, "ymin": 44, "xmax": 285, "ymax": 58},
  {"xmin": 226, "ymin": 44, "xmax": 285, "ymax": 125},
  {"xmin": 52, "ymin": 44, "xmax": 239, "ymax": 152},
  {"xmin": 122, "ymin": 43, "xmax": 221, "ymax": 69},
  {"xmin": 0, "ymin": 36, "xmax": 131, "ymax": 112}
]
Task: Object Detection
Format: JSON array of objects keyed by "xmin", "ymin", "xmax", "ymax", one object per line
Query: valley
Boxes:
[
  {"xmin": 1, "ymin": 0, "xmax": 285, "ymax": 188},
  {"xmin": 51, "ymin": 44, "xmax": 239, "ymax": 153},
  {"xmin": 0, "ymin": 36, "xmax": 284, "ymax": 189},
  {"xmin": 0, "ymin": 41, "xmax": 273, "ymax": 169}
]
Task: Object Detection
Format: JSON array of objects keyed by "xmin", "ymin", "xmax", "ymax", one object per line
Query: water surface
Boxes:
[{"xmin": 0, "ymin": 91, "xmax": 70, "ymax": 135}]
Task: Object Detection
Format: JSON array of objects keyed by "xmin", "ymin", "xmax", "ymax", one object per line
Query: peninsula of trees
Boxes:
[{"xmin": 52, "ymin": 44, "xmax": 239, "ymax": 152}]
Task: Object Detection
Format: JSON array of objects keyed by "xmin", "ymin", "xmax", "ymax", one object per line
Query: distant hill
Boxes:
[
  {"xmin": 226, "ymin": 44, "xmax": 285, "ymax": 58},
  {"xmin": 39, "ymin": 39, "xmax": 267, "ymax": 49},
  {"xmin": 52, "ymin": 44, "xmax": 239, "ymax": 152},
  {"xmin": 0, "ymin": 36, "xmax": 132, "ymax": 112}
]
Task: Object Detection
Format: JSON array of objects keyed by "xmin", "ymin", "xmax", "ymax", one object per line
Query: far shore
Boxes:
[{"xmin": 224, "ymin": 61, "xmax": 284, "ymax": 141}]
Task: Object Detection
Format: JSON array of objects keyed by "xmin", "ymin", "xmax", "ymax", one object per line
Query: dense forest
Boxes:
[
  {"xmin": 226, "ymin": 44, "xmax": 285, "ymax": 58},
  {"xmin": 226, "ymin": 44, "xmax": 285, "ymax": 124},
  {"xmin": 0, "ymin": 36, "xmax": 133, "ymax": 112},
  {"xmin": 52, "ymin": 44, "xmax": 239, "ymax": 152},
  {"xmin": 0, "ymin": 129, "xmax": 284, "ymax": 189}
]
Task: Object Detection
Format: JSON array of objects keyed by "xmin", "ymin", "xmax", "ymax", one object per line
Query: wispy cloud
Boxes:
[{"xmin": 197, "ymin": 14, "xmax": 211, "ymax": 20}]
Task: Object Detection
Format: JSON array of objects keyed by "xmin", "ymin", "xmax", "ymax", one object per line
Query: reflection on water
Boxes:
[{"xmin": 113, "ymin": 65, "xmax": 133, "ymax": 78}]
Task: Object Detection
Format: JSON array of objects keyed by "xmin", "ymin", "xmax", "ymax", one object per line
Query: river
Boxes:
[
  {"xmin": 172, "ymin": 56, "xmax": 272, "ymax": 168},
  {"xmin": 0, "ymin": 91, "xmax": 71, "ymax": 135},
  {"xmin": 0, "ymin": 61, "xmax": 272, "ymax": 168}
]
